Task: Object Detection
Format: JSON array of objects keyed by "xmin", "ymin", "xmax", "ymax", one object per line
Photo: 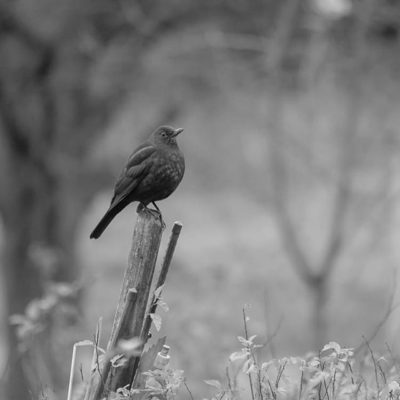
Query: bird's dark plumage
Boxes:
[{"xmin": 90, "ymin": 125, "xmax": 185, "ymax": 239}]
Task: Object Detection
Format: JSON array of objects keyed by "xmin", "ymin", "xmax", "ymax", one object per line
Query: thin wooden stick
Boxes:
[
  {"xmin": 131, "ymin": 222, "xmax": 183, "ymax": 387},
  {"xmin": 142, "ymin": 221, "xmax": 183, "ymax": 339}
]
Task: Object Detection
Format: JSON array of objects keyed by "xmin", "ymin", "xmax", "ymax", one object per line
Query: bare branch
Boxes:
[
  {"xmin": 319, "ymin": 0, "xmax": 379, "ymax": 277},
  {"xmin": 0, "ymin": 3, "xmax": 50, "ymax": 51},
  {"xmin": 266, "ymin": 0, "xmax": 304, "ymax": 74},
  {"xmin": 355, "ymin": 270, "xmax": 399, "ymax": 355}
]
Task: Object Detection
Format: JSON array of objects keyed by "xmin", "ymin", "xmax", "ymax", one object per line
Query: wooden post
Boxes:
[
  {"xmin": 108, "ymin": 208, "xmax": 163, "ymax": 348},
  {"xmin": 87, "ymin": 207, "xmax": 164, "ymax": 399}
]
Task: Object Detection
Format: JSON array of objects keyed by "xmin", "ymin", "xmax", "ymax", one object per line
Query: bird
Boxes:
[{"xmin": 90, "ymin": 125, "xmax": 185, "ymax": 239}]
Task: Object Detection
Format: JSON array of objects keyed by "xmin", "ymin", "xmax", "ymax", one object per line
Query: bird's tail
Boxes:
[{"xmin": 90, "ymin": 201, "xmax": 126, "ymax": 239}]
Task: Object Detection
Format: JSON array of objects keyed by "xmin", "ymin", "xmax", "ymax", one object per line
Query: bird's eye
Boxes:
[{"xmin": 161, "ymin": 131, "xmax": 167, "ymax": 137}]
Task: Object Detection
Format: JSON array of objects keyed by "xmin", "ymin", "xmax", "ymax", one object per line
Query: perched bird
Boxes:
[{"xmin": 90, "ymin": 125, "xmax": 185, "ymax": 239}]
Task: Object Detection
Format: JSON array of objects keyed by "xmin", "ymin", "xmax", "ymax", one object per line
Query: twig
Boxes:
[
  {"xmin": 385, "ymin": 342, "xmax": 400, "ymax": 376},
  {"xmin": 263, "ymin": 316, "xmax": 283, "ymax": 352},
  {"xmin": 363, "ymin": 337, "xmax": 380, "ymax": 396},
  {"xmin": 377, "ymin": 361, "xmax": 386, "ymax": 385},
  {"xmin": 299, "ymin": 369, "xmax": 304, "ymax": 400},
  {"xmin": 94, "ymin": 333, "xmax": 104, "ymax": 388},
  {"xmin": 242, "ymin": 307, "xmax": 255, "ymax": 400},
  {"xmin": 142, "ymin": 222, "xmax": 183, "ymax": 339},
  {"xmin": 332, "ymin": 370, "xmax": 336, "ymax": 400},
  {"xmin": 355, "ymin": 274, "xmax": 399, "ymax": 354},
  {"xmin": 275, "ymin": 360, "xmax": 287, "ymax": 390},
  {"xmin": 322, "ymin": 378, "xmax": 330, "ymax": 400},
  {"xmin": 93, "ymin": 318, "xmax": 103, "ymax": 373},
  {"xmin": 268, "ymin": 379, "xmax": 276, "ymax": 400},
  {"xmin": 184, "ymin": 380, "xmax": 194, "ymax": 400},
  {"xmin": 67, "ymin": 343, "xmax": 78, "ymax": 400},
  {"xmin": 226, "ymin": 366, "xmax": 233, "ymax": 394}
]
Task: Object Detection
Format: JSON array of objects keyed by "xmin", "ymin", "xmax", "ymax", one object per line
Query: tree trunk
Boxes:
[
  {"xmin": 310, "ymin": 277, "xmax": 328, "ymax": 350},
  {"xmin": 1, "ymin": 162, "xmax": 82, "ymax": 400},
  {"xmin": 3, "ymin": 224, "xmax": 42, "ymax": 400}
]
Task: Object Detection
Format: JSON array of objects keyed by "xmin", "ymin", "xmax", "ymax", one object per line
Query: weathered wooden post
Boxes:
[{"xmin": 85, "ymin": 206, "xmax": 182, "ymax": 400}]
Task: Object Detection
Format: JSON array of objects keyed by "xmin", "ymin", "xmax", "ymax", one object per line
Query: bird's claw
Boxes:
[
  {"xmin": 137, "ymin": 203, "xmax": 165, "ymax": 228},
  {"xmin": 151, "ymin": 209, "xmax": 165, "ymax": 229}
]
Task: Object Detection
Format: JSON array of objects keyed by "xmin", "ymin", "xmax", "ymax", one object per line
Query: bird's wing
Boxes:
[
  {"xmin": 126, "ymin": 143, "xmax": 156, "ymax": 168},
  {"xmin": 110, "ymin": 145, "xmax": 156, "ymax": 207}
]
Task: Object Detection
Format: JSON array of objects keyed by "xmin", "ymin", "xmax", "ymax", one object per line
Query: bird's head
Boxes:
[{"xmin": 151, "ymin": 126, "xmax": 184, "ymax": 146}]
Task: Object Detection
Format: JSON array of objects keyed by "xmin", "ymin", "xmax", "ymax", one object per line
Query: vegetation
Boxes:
[{"xmin": 66, "ymin": 307, "xmax": 400, "ymax": 400}]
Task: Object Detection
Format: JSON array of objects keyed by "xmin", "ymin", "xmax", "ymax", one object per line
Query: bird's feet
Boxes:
[
  {"xmin": 137, "ymin": 203, "xmax": 165, "ymax": 228},
  {"xmin": 151, "ymin": 202, "xmax": 166, "ymax": 229}
]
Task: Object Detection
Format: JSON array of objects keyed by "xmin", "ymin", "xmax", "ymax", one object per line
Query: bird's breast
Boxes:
[{"xmin": 136, "ymin": 148, "xmax": 184, "ymax": 202}]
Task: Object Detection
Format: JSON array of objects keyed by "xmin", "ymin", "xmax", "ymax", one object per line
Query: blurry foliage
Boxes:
[
  {"xmin": 204, "ymin": 337, "xmax": 400, "ymax": 400},
  {"xmin": 10, "ymin": 281, "xmax": 80, "ymax": 353}
]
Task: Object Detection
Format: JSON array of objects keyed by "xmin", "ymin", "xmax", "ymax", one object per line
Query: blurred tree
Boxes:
[
  {"xmin": 265, "ymin": 0, "xmax": 400, "ymax": 348},
  {"xmin": 179, "ymin": 0, "xmax": 399, "ymax": 349}
]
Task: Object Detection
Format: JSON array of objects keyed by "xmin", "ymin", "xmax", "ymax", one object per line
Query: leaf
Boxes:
[
  {"xmin": 248, "ymin": 334, "xmax": 257, "ymax": 343},
  {"xmin": 145, "ymin": 376, "xmax": 163, "ymax": 390},
  {"xmin": 157, "ymin": 299, "xmax": 170, "ymax": 312},
  {"xmin": 116, "ymin": 384, "xmax": 131, "ymax": 396},
  {"xmin": 242, "ymin": 359, "xmax": 255, "ymax": 374},
  {"xmin": 154, "ymin": 285, "xmax": 164, "ymax": 299},
  {"xmin": 150, "ymin": 313, "xmax": 162, "ymax": 331},
  {"xmin": 321, "ymin": 342, "xmax": 341, "ymax": 357},
  {"xmin": 388, "ymin": 381, "xmax": 400, "ymax": 394},
  {"xmin": 229, "ymin": 351, "xmax": 248, "ymax": 362},
  {"xmin": 111, "ymin": 354, "xmax": 127, "ymax": 368},
  {"xmin": 204, "ymin": 380, "xmax": 222, "ymax": 390},
  {"xmin": 237, "ymin": 336, "xmax": 248, "ymax": 346}
]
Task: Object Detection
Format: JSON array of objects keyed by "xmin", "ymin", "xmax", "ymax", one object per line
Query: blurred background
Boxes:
[{"xmin": 0, "ymin": 0, "xmax": 400, "ymax": 399}]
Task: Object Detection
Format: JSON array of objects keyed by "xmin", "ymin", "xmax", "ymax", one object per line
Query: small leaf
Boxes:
[
  {"xmin": 388, "ymin": 381, "xmax": 400, "ymax": 394},
  {"xmin": 116, "ymin": 384, "xmax": 131, "ymax": 396},
  {"xmin": 145, "ymin": 376, "xmax": 163, "ymax": 390},
  {"xmin": 242, "ymin": 359, "xmax": 255, "ymax": 374},
  {"xmin": 248, "ymin": 334, "xmax": 257, "ymax": 343},
  {"xmin": 154, "ymin": 285, "xmax": 164, "ymax": 299},
  {"xmin": 110, "ymin": 354, "xmax": 127, "ymax": 368},
  {"xmin": 237, "ymin": 336, "xmax": 248, "ymax": 346},
  {"xmin": 157, "ymin": 299, "xmax": 170, "ymax": 312},
  {"xmin": 150, "ymin": 313, "xmax": 162, "ymax": 331},
  {"xmin": 204, "ymin": 380, "xmax": 222, "ymax": 390},
  {"xmin": 229, "ymin": 351, "xmax": 248, "ymax": 362},
  {"xmin": 321, "ymin": 342, "xmax": 341, "ymax": 357}
]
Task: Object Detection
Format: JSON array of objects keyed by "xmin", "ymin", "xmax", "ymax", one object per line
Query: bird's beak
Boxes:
[{"xmin": 172, "ymin": 128, "xmax": 184, "ymax": 137}]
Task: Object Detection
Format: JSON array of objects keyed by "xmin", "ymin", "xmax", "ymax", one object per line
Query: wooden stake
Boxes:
[{"xmin": 88, "ymin": 207, "xmax": 164, "ymax": 399}]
